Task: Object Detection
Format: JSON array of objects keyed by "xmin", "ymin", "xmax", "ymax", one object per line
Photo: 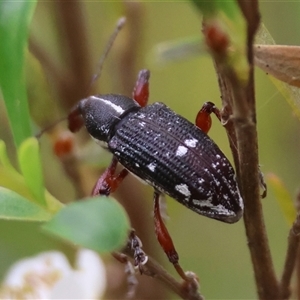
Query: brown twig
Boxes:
[
  {"xmin": 280, "ymin": 213, "xmax": 300, "ymax": 299},
  {"xmin": 297, "ymin": 241, "xmax": 300, "ymax": 300},
  {"xmin": 237, "ymin": 0, "xmax": 260, "ymax": 60},
  {"xmin": 236, "ymin": 2, "xmax": 279, "ymax": 299},
  {"xmin": 203, "ymin": 1, "xmax": 280, "ymax": 299},
  {"xmin": 214, "ymin": 62, "xmax": 279, "ymax": 299},
  {"xmin": 280, "ymin": 191, "xmax": 300, "ymax": 299},
  {"xmin": 122, "ymin": 240, "xmax": 204, "ymax": 300}
]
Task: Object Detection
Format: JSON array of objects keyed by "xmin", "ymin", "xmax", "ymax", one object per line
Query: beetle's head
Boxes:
[{"xmin": 68, "ymin": 94, "xmax": 140, "ymax": 142}]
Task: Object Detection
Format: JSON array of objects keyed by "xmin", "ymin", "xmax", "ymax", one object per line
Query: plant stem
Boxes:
[
  {"xmin": 123, "ymin": 242, "xmax": 204, "ymax": 300},
  {"xmin": 280, "ymin": 192, "xmax": 300, "ymax": 299},
  {"xmin": 236, "ymin": 2, "xmax": 279, "ymax": 298},
  {"xmin": 280, "ymin": 214, "xmax": 300, "ymax": 299},
  {"xmin": 205, "ymin": 1, "xmax": 280, "ymax": 298}
]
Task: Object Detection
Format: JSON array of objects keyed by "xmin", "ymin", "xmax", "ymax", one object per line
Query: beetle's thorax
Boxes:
[{"xmin": 78, "ymin": 94, "xmax": 140, "ymax": 143}]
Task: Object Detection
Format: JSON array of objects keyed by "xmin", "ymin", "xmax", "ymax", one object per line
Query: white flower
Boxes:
[{"xmin": 0, "ymin": 249, "xmax": 106, "ymax": 299}]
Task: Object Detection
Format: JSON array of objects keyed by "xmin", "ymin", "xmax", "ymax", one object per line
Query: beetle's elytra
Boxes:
[{"xmin": 68, "ymin": 93, "xmax": 244, "ymax": 223}]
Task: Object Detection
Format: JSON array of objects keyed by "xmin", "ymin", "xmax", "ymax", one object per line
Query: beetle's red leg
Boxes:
[
  {"xmin": 92, "ymin": 156, "xmax": 129, "ymax": 196},
  {"xmin": 195, "ymin": 101, "xmax": 221, "ymax": 134},
  {"xmin": 132, "ymin": 69, "xmax": 150, "ymax": 107},
  {"xmin": 153, "ymin": 191, "xmax": 189, "ymax": 281}
]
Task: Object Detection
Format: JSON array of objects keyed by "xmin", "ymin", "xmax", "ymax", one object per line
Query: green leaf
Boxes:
[
  {"xmin": 18, "ymin": 137, "xmax": 46, "ymax": 207},
  {"xmin": 43, "ymin": 197, "xmax": 130, "ymax": 253},
  {"xmin": 0, "ymin": 1, "xmax": 37, "ymax": 147},
  {"xmin": 0, "ymin": 186, "xmax": 51, "ymax": 221},
  {"xmin": 267, "ymin": 173, "xmax": 296, "ymax": 226},
  {"xmin": 0, "ymin": 140, "xmax": 36, "ymax": 202},
  {"xmin": 0, "ymin": 139, "xmax": 63, "ymax": 214}
]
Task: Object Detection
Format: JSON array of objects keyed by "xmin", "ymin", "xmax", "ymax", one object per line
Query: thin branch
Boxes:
[
  {"xmin": 297, "ymin": 243, "xmax": 300, "ymax": 300},
  {"xmin": 235, "ymin": 3, "xmax": 279, "ymax": 298},
  {"xmin": 203, "ymin": 1, "xmax": 279, "ymax": 299},
  {"xmin": 237, "ymin": 0, "xmax": 261, "ymax": 63},
  {"xmin": 213, "ymin": 60, "xmax": 279, "ymax": 299},
  {"xmin": 280, "ymin": 213, "xmax": 300, "ymax": 299},
  {"xmin": 280, "ymin": 191, "xmax": 300, "ymax": 299},
  {"xmin": 122, "ymin": 243, "xmax": 204, "ymax": 300}
]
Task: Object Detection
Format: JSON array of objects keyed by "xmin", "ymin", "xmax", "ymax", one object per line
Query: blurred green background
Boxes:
[{"xmin": 1, "ymin": 1, "xmax": 300, "ymax": 299}]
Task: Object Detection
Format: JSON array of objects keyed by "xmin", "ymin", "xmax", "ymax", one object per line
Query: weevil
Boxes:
[{"xmin": 67, "ymin": 68, "xmax": 244, "ymax": 280}]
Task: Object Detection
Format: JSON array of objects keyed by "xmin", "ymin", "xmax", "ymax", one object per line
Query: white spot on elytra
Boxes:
[
  {"xmin": 213, "ymin": 204, "xmax": 232, "ymax": 216},
  {"xmin": 176, "ymin": 145, "xmax": 188, "ymax": 157},
  {"xmin": 193, "ymin": 198, "xmax": 213, "ymax": 207},
  {"xmin": 175, "ymin": 184, "xmax": 191, "ymax": 197},
  {"xmin": 147, "ymin": 162, "xmax": 156, "ymax": 172},
  {"xmin": 193, "ymin": 199, "xmax": 233, "ymax": 216},
  {"xmin": 184, "ymin": 138, "xmax": 198, "ymax": 148},
  {"xmin": 91, "ymin": 96, "xmax": 125, "ymax": 114},
  {"xmin": 198, "ymin": 178, "xmax": 205, "ymax": 184}
]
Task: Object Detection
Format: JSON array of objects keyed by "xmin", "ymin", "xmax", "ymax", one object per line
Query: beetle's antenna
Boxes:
[{"xmin": 88, "ymin": 17, "xmax": 126, "ymax": 93}]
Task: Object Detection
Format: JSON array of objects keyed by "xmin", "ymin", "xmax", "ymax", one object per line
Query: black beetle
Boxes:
[{"xmin": 67, "ymin": 69, "xmax": 243, "ymax": 280}]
